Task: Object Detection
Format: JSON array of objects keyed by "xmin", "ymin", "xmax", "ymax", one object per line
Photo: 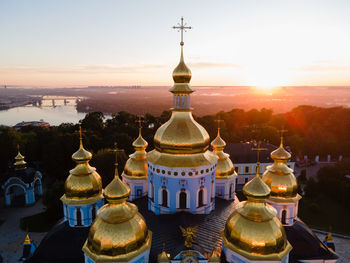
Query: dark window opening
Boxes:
[
  {"xmin": 282, "ymin": 210, "xmax": 287, "ymax": 224},
  {"xmin": 198, "ymin": 189, "xmax": 204, "ymax": 207},
  {"xmin": 162, "ymin": 189, "xmax": 168, "ymax": 207},
  {"xmin": 180, "ymin": 191, "xmax": 187, "ymax": 209}
]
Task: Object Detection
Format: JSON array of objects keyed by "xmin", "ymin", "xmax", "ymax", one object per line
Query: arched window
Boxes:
[
  {"xmin": 198, "ymin": 189, "xmax": 204, "ymax": 207},
  {"xmin": 229, "ymin": 184, "xmax": 233, "ymax": 199},
  {"xmin": 76, "ymin": 207, "xmax": 82, "ymax": 226},
  {"xmin": 91, "ymin": 204, "xmax": 96, "ymax": 221},
  {"xmin": 281, "ymin": 210, "xmax": 287, "ymax": 224},
  {"xmin": 162, "ymin": 189, "xmax": 168, "ymax": 207},
  {"xmin": 180, "ymin": 191, "xmax": 187, "ymax": 209}
]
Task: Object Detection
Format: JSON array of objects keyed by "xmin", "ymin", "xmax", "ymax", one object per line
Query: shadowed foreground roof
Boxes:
[
  {"xmin": 25, "ymin": 219, "xmax": 89, "ymax": 263},
  {"xmin": 285, "ymin": 219, "xmax": 338, "ymax": 262}
]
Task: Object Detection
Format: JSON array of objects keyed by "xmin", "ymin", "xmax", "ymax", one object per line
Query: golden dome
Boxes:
[
  {"xmin": 122, "ymin": 127, "xmax": 148, "ymax": 180},
  {"xmin": 158, "ymin": 250, "xmax": 170, "ymax": 262},
  {"xmin": 60, "ymin": 137, "xmax": 103, "ymax": 205},
  {"xmin": 14, "ymin": 146, "xmax": 27, "ymax": 170},
  {"xmin": 270, "ymin": 139, "xmax": 291, "ymax": 160},
  {"xmin": 211, "ymin": 129, "xmax": 237, "ymax": 179},
  {"xmin": 170, "ymin": 46, "xmax": 193, "ymax": 94},
  {"xmin": 209, "ymin": 250, "xmax": 220, "ymax": 262},
  {"xmin": 82, "ymin": 173, "xmax": 152, "ymax": 262},
  {"xmin": 221, "ymin": 174, "xmax": 292, "ymax": 261},
  {"xmin": 153, "ymin": 111, "xmax": 210, "ymax": 154},
  {"xmin": 148, "ymin": 42, "xmax": 217, "ymax": 168},
  {"xmin": 24, "ymin": 234, "xmax": 31, "ymax": 245},
  {"xmin": 262, "ymin": 138, "xmax": 300, "ymax": 202}
]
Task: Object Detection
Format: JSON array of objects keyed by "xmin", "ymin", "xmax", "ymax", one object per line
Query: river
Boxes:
[{"xmin": 0, "ymin": 96, "xmax": 87, "ymax": 126}]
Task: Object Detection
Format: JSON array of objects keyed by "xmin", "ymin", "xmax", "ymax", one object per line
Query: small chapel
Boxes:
[{"xmin": 1, "ymin": 146, "xmax": 43, "ymax": 207}]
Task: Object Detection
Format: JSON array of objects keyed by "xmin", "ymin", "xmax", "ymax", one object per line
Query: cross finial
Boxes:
[
  {"xmin": 17, "ymin": 144, "xmax": 20, "ymax": 152},
  {"xmin": 214, "ymin": 118, "xmax": 224, "ymax": 136},
  {"xmin": 278, "ymin": 127, "xmax": 288, "ymax": 147},
  {"xmin": 135, "ymin": 116, "xmax": 144, "ymax": 135},
  {"xmin": 252, "ymin": 141, "xmax": 267, "ymax": 174},
  {"xmin": 111, "ymin": 142, "xmax": 124, "ymax": 178},
  {"xmin": 79, "ymin": 125, "xmax": 83, "ymax": 146},
  {"xmin": 172, "ymin": 17, "xmax": 192, "ymax": 46}
]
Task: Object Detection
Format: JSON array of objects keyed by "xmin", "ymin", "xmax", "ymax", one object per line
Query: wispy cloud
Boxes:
[
  {"xmin": 189, "ymin": 62, "xmax": 240, "ymax": 69},
  {"xmin": 0, "ymin": 61, "xmax": 240, "ymax": 75},
  {"xmin": 302, "ymin": 61, "xmax": 350, "ymax": 71}
]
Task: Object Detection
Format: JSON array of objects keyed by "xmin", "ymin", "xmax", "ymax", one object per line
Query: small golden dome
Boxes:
[
  {"xmin": 211, "ymin": 129, "xmax": 236, "ymax": 179},
  {"xmin": 270, "ymin": 139, "xmax": 291, "ymax": 161},
  {"xmin": 24, "ymin": 234, "xmax": 31, "ymax": 245},
  {"xmin": 172, "ymin": 47, "xmax": 192, "ymax": 84},
  {"xmin": 262, "ymin": 138, "xmax": 300, "ymax": 202},
  {"xmin": 72, "ymin": 138, "xmax": 93, "ymax": 162},
  {"xmin": 82, "ymin": 174, "xmax": 152, "ymax": 262},
  {"xmin": 209, "ymin": 250, "xmax": 220, "ymax": 262},
  {"xmin": 122, "ymin": 127, "xmax": 148, "ymax": 180},
  {"xmin": 221, "ymin": 174, "xmax": 292, "ymax": 261},
  {"xmin": 132, "ymin": 134, "xmax": 148, "ymax": 150},
  {"xmin": 158, "ymin": 250, "xmax": 170, "ymax": 262},
  {"xmin": 14, "ymin": 146, "xmax": 27, "ymax": 169},
  {"xmin": 61, "ymin": 138, "xmax": 103, "ymax": 205}
]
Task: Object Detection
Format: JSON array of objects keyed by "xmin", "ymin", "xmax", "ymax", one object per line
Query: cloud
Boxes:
[
  {"xmin": 0, "ymin": 61, "xmax": 240, "ymax": 75},
  {"xmin": 188, "ymin": 62, "xmax": 240, "ymax": 69},
  {"xmin": 302, "ymin": 61, "xmax": 350, "ymax": 71}
]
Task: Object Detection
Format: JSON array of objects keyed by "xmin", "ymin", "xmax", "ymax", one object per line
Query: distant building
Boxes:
[
  {"xmin": 13, "ymin": 121, "xmax": 50, "ymax": 130},
  {"xmin": 225, "ymin": 141, "xmax": 295, "ymax": 186}
]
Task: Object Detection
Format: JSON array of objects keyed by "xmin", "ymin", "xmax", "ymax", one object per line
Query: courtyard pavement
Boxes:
[{"xmin": 0, "ymin": 200, "xmax": 47, "ymax": 263}]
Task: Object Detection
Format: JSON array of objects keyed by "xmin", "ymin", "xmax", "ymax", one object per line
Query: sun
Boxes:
[{"xmin": 241, "ymin": 62, "xmax": 290, "ymax": 92}]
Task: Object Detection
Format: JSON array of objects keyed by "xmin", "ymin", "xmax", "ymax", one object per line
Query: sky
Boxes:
[{"xmin": 1, "ymin": 0, "xmax": 350, "ymax": 88}]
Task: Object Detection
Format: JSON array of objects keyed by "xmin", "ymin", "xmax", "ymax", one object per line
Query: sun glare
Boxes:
[{"xmin": 241, "ymin": 60, "xmax": 291, "ymax": 92}]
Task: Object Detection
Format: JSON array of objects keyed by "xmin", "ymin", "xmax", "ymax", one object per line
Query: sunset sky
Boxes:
[{"xmin": 1, "ymin": 0, "xmax": 350, "ymax": 87}]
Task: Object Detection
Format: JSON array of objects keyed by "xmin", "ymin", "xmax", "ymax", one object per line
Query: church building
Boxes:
[{"xmin": 22, "ymin": 17, "xmax": 338, "ymax": 263}]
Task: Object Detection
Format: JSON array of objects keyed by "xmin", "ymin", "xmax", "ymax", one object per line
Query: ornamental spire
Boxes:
[{"xmin": 170, "ymin": 17, "xmax": 193, "ymax": 98}]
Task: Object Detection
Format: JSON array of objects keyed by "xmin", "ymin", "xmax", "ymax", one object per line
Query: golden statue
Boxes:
[{"xmin": 180, "ymin": 226, "xmax": 198, "ymax": 248}]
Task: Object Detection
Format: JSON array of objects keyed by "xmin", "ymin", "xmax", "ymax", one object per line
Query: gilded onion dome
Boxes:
[
  {"xmin": 211, "ymin": 128, "xmax": 237, "ymax": 179},
  {"xmin": 60, "ymin": 135, "xmax": 103, "ymax": 205},
  {"xmin": 262, "ymin": 137, "xmax": 300, "ymax": 202},
  {"xmin": 208, "ymin": 250, "xmax": 221, "ymax": 262},
  {"xmin": 82, "ymin": 169, "xmax": 152, "ymax": 262},
  {"xmin": 157, "ymin": 249, "xmax": 170, "ymax": 263},
  {"xmin": 14, "ymin": 146, "xmax": 27, "ymax": 170},
  {"xmin": 221, "ymin": 172, "xmax": 292, "ymax": 261},
  {"xmin": 122, "ymin": 125, "xmax": 148, "ymax": 180},
  {"xmin": 147, "ymin": 44, "xmax": 216, "ymax": 167}
]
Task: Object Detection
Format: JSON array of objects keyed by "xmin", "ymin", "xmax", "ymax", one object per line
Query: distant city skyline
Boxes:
[{"xmin": 1, "ymin": 0, "xmax": 350, "ymax": 88}]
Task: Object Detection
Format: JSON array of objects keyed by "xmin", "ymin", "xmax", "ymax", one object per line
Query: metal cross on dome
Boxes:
[
  {"xmin": 111, "ymin": 142, "xmax": 124, "ymax": 176},
  {"xmin": 172, "ymin": 17, "xmax": 192, "ymax": 46},
  {"xmin": 214, "ymin": 118, "xmax": 224, "ymax": 131},
  {"xmin": 252, "ymin": 141, "xmax": 267, "ymax": 173},
  {"xmin": 278, "ymin": 127, "xmax": 288, "ymax": 144},
  {"xmin": 135, "ymin": 116, "xmax": 144, "ymax": 130}
]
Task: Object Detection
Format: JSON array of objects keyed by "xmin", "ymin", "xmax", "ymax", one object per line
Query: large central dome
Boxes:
[
  {"xmin": 147, "ymin": 45, "xmax": 216, "ymax": 167},
  {"xmin": 153, "ymin": 111, "xmax": 210, "ymax": 154}
]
